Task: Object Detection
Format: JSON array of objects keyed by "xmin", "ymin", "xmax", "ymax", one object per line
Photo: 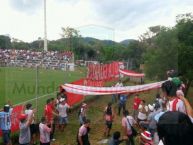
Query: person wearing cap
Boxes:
[
  {"xmin": 19, "ymin": 110, "xmax": 34, "ymax": 145},
  {"xmin": 57, "ymin": 98, "xmax": 70, "ymax": 132},
  {"xmin": 103, "ymin": 102, "xmax": 115, "ymax": 137},
  {"xmin": 39, "ymin": 117, "xmax": 53, "ymax": 145},
  {"xmin": 25, "ymin": 103, "xmax": 37, "ymax": 145},
  {"xmin": 78, "ymin": 103, "xmax": 87, "ymax": 125},
  {"xmin": 140, "ymin": 131, "xmax": 154, "ymax": 145},
  {"xmin": 77, "ymin": 119, "xmax": 91, "ymax": 145},
  {"xmin": 0, "ymin": 104, "xmax": 13, "ymax": 145}
]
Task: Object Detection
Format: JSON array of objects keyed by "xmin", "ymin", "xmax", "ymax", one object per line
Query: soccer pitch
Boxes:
[{"xmin": 0, "ymin": 67, "xmax": 85, "ymax": 108}]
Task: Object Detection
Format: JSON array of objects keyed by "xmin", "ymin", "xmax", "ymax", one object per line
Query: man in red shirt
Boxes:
[
  {"xmin": 133, "ymin": 94, "xmax": 141, "ymax": 120},
  {"xmin": 44, "ymin": 99, "xmax": 58, "ymax": 142}
]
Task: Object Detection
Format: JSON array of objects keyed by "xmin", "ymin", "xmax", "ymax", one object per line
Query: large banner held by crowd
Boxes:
[
  {"xmin": 64, "ymin": 79, "xmax": 85, "ymax": 106},
  {"xmin": 119, "ymin": 69, "xmax": 145, "ymax": 77},
  {"xmin": 61, "ymin": 81, "xmax": 164, "ymax": 96},
  {"xmin": 64, "ymin": 79, "xmax": 105, "ymax": 106},
  {"xmin": 0, "ymin": 105, "xmax": 24, "ymax": 137}
]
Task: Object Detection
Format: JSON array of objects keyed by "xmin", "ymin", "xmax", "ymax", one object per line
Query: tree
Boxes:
[
  {"xmin": 61, "ymin": 27, "xmax": 81, "ymax": 50},
  {"xmin": 0, "ymin": 35, "xmax": 11, "ymax": 49},
  {"xmin": 176, "ymin": 13, "xmax": 193, "ymax": 96}
]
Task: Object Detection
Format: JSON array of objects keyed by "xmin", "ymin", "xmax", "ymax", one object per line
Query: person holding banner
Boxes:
[
  {"xmin": 44, "ymin": 99, "xmax": 58, "ymax": 142},
  {"xmin": 39, "ymin": 117, "xmax": 53, "ymax": 145},
  {"xmin": 18, "ymin": 111, "xmax": 34, "ymax": 145},
  {"xmin": 0, "ymin": 104, "xmax": 12, "ymax": 145},
  {"xmin": 57, "ymin": 98, "xmax": 70, "ymax": 132}
]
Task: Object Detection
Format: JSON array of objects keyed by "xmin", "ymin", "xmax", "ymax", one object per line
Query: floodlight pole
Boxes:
[
  {"xmin": 35, "ymin": 66, "xmax": 39, "ymax": 121},
  {"xmin": 44, "ymin": 0, "xmax": 48, "ymax": 51}
]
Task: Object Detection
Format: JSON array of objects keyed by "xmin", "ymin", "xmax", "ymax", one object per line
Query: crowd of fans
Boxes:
[
  {"xmin": 0, "ymin": 49, "xmax": 73, "ymax": 70},
  {"xmin": 0, "ymin": 77, "xmax": 193, "ymax": 145}
]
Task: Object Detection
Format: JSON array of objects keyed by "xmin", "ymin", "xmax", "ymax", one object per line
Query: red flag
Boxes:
[{"xmin": 0, "ymin": 105, "xmax": 24, "ymax": 137}]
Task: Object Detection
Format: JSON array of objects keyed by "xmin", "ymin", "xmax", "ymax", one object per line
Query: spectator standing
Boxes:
[
  {"xmin": 104, "ymin": 102, "xmax": 115, "ymax": 137},
  {"xmin": 116, "ymin": 81, "xmax": 124, "ymax": 101},
  {"xmin": 25, "ymin": 103, "xmax": 37, "ymax": 145},
  {"xmin": 77, "ymin": 119, "xmax": 91, "ymax": 145},
  {"xmin": 19, "ymin": 112, "xmax": 34, "ymax": 145},
  {"xmin": 133, "ymin": 94, "xmax": 141, "ymax": 120},
  {"xmin": 161, "ymin": 80, "xmax": 186, "ymax": 113},
  {"xmin": 122, "ymin": 110, "xmax": 137, "ymax": 145},
  {"xmin": 57, "ymin": 98, "xmax": 70, "ymax": 132},
  {"xmin": 111, "ymin": 85, "xmax": 117, "ymax": 104},
  {"xmin": 139, "ymin": 104, "xmax": 160, "ymax": 140},
  {"xmin": 0, "ymin": 105, "xmax": 12, "ymax": 145},
  {"xmin": 39, "ymin": 117, "xmax": 53, "ymax": 145},
  {"xmin": 138, "ymin": 100, "xmax": 148, "ymax": 123},
  {"xmin": 118, "ymin": 94, "xmax": 127, "ymax": 116},
  {"xmin": 44, "ymin": 99, "xmax": 58, "ymax": 141},
  {"xmin": 78, "ymin": 103, "xmax": 87, "ymax": 125},
  {"xmin": 154, "ymin": 94, "xmax": 164, "ymax": 111}
]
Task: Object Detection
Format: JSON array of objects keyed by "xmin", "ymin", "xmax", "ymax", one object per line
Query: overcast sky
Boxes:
[{"xmin": 0, "ymin": 0, "xmax": 193, "ymax": 42}]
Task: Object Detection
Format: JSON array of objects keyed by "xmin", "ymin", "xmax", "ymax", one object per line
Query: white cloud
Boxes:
[{"xmin": 0, "ymin": 0, "xmax": 193, "ymax": 42}]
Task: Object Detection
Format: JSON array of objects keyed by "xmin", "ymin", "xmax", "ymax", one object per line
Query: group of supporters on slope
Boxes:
[{"xmin": 0, "ymin": 77, "xmax": 193, "ymax": 145}]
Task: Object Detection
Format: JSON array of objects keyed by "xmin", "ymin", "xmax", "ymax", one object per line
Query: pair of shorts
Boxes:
[
  {"xmin": 30, "ymin": 124, "xmax": 38, "ymax": 135},
  {"xmin": 59, "ymin": 116, "xmax": 68, "ymax": 124},
  {"xmin": 2, "ymin": 130, "xmax": 11, "ymax": 144},
  {"xmin": 105, "ymin": 121, "xmax": 112, "ymax": 129},
  {"xmin": 79, "ymin": 115, "xmax": 86, "ymax": 125}
]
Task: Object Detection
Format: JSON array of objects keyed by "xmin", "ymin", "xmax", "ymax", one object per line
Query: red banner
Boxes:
[
  {"xmin": 65, "ymin": 79, "xmax": 85, "ymax": 106},
  {"xmin": 87, "ymin": 62, "xmax": 120, "ymax": 81},
  {"xmin": 0, "ymin": 105, "xmax": 24, "ymax": 136}
]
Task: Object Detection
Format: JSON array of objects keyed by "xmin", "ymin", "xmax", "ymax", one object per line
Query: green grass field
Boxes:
[
  {"xmin": 0, "ymin": 67, "xmax": 192, "ymax": 145},
  {"xmin": 0, "ymin": 67, "xmax": 86, "ymax": 107}
]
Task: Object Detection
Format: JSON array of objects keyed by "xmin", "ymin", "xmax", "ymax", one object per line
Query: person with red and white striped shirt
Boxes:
[{"xmin": 161, "ymin": 80, "xmax": 186, "ymax": 114}]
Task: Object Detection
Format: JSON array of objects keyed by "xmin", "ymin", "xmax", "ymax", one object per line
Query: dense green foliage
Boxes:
[{"xmin": 143, "ymin": 13, "xmax": 193, "ymax": 95}]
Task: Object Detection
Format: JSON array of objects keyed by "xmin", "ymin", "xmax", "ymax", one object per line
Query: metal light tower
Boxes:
[{"xmin": 44, "ymin": 0, "xmax": 48, "ymax": 51}]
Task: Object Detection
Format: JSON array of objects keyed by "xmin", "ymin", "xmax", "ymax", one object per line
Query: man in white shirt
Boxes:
[
  {"xmin": 57, "ymin": 98, "xmax": 70, "ymax": 132},
  {"xmin": 25, "ymin": 103, "xmax": 37, "ymax": 145},
  {"xmin": 138, "ymin": 100, "xmax": 148, "ymax": 122}
]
